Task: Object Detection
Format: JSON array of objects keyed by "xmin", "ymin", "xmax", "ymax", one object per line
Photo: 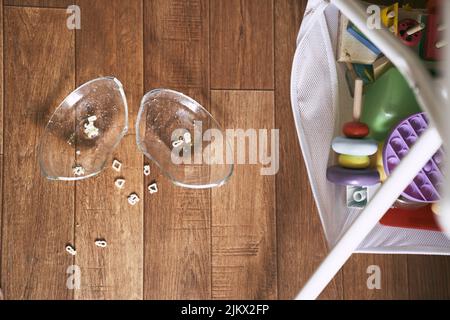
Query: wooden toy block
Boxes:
[{"xmin": 381, "ymin": 3, "xmax": 399, "ymax": 35}]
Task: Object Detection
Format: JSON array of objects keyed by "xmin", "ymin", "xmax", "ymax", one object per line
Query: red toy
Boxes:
[
  {"xmin": 380, "ymin": 206, "xmax": 441, "ymax": 231},
  {"xmin": 343, "ymin": 122, "xmax": 369, "ymax": 138},
  {"xmin": 342, "ymin": 79, "xmax": 370, "ymax": 139},
  {"xmin": 399, "ymin": 19, "xmax": 424, "ymax": 47},
  {"xmin": 421, "ymin": 0, "xmax": 445, "ymax": 61}
]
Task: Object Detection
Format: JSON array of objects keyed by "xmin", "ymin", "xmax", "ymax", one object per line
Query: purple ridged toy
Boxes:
[{"xmin": 383, "ymin": 112, "xmax": 444, "ymax": 203}]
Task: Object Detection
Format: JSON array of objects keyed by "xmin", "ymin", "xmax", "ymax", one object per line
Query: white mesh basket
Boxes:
[{"xmin": 291, "ymin": 0, "xmax": 450, "ymax": 255}]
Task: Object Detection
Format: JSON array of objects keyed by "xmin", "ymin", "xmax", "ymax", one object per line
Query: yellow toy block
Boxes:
[
  {"xmin": 381, "ymin": 3, "xmax": 399, "ymax": 35},
  {"xmin": 338, "ymin": 154, "xmax": 370, "ymax": 169}
]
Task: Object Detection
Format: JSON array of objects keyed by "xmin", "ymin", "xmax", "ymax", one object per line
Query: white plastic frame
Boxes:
[{"xmin": 296, "ymin": 0, "xmax": 449, "ymax": 300}]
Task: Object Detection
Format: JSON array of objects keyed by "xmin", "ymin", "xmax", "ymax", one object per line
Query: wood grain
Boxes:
[
  {"xmin": 4, "ymin": 0, "xmax": 72, "ymax": 7},
  {"xmin": 0, "ymin": 0, "xmax": 3, "ymax": 155},
  {"xmin": 143, "ymin": 0, "xmax": 211, "ymax": 300},
  {"xmin": 0, "ymin": 156, "xmax": 3, "ymax": 296},
  {"xmin": 210, "ymin": 0, "xmax": 274, "ymax": 90},
  {"xmin": 0, "ymin": 0, "xmax": 3, "ymax": 297},
  {"xmin": 407, "ymin": 256, "xmax": 450, "ymax": 299},
  {"xmin": 3, "ymin": 7, "xmax": 75, "ymax": 299},
  {"xmin": 74, "ymin": 0, "xmax": 143, "ymax": 300},
  {"xmin": 343, "ymin": 254, "xmax": 409, "ymax": 299},
  {"xmin": 211, "ymin": 90, "xmax": 277, "ymax": 300},
  {"xmin": 274, "ymin": 0, "xmax": 343, "ymax": 300},
  {"xmin": 144, "ymin": 0, "xmax": 209, "ymax": 91}
]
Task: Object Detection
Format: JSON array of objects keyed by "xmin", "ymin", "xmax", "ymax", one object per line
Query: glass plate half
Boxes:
[
  {"xmin": 136, "ymin": 89, "xmax": 233, "ymax": 189},
  {"xmin": 38, "ymin": 77, "xmax": 128, "ymax": 181}
]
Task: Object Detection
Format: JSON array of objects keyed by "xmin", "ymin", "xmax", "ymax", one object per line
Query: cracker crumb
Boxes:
[
  {"xmin": 115, "ymin": 178, "xmax": 125, "ymax": 189},
  {"xmin": 95, "ymin": 239, "xmax": 107, "ymax": 248},
  {"xmin": 144, "ymin": 165, "xmax": 151, "ymax": 176},
  {"xmin": 84, "ymin": 115, "xmax": 99, "ymax": 139},
  {"xmin": 112, "ymin": 159, "xmax": 122, "ymax": 172},
  {"xmin": 128, "ymin": 193, "xmax": 140, "ymax": 206},
  {"xmin": 148, "ymin": 182, "xmax": 158, "ymax": 194},
  {"xmin": 73, "ymin": 165, "xmax": 85, "ymax": 176},
  {"xmin": 66, "ymin": 244, "xmax": 77, "ymax": 256}
]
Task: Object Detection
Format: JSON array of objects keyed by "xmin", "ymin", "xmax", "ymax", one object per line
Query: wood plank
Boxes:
[
  {"xmin": 144, "ymin": 0, "xmax": 209, "ymax": 91},
  {"xmin": 4, "ymin": 0, "xmax": 72, "ymax": 8},
  {"xmin": 0, "ymin": 156, "xmax": 3, "ymax": 298},
  {"xmin": 0, "ymin": 0, "xmax": 3, "ymax": 155},
  {"xmin": 74, "ymin": 0, "xmax": 143, "ymax": 300},
  {"xmin": 0, "ymin": 0, "xmax": 3, "ymax": 299},
  {"xmin": 143, "ymin": 166, "xmax": 211, "ymax": 300},
  {"xmin": 143, "ymin": 0, "xmax": 211, "ymax": 300},
  {"xmin": 210, "ymin": 0, "xmax": 274, "ymax": 90},
  {"xmin": 407, "ymin": 256, "xmax": 450, "ymax": 299},
  {"xmin": 211, "ymin": 90, "xmax": 277, "ymax": 299},
  {"xmin": 3, "ymin": 7, "xmax": 75, "ymax": 299},
  {"xmin": 343, "ymin": 254, "xmax": 409, "ymax": 299},
  {"xmin": 274, "ymin": 0, "xmax": 343, "ymax": 300}
]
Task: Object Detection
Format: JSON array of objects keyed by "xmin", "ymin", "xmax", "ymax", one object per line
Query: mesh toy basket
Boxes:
[{"xmin": 290, "ymin": 0, "xmax": 450, "ymax": 255}]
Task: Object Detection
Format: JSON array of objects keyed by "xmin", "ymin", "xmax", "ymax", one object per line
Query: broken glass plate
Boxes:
[
  {"xmin": 38, "ymin": 77, "xmax": 128, "ymax": 180},
  {"xmin": 136, "ymin": 89, "xmax": 233, "ymax": 189}
]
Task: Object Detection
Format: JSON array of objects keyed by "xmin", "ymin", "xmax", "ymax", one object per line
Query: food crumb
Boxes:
[
  {"xmin": 128, "ymin": 193, "xmax": 140, "ymax": 206},
  {"xmin": 112, "ymin": 159, "xmax": 122, "ymax": 172},
  {"xmin": 66, "ymin": 244, "xmax": 77, "ymax": 256},
  {"xmin": 73, "ymin": 165, "xmax": 85, "ymax": 176},
  {"xmin": 95, "ymin": 239, "xmax": 107, "ymax": 248},
  {"xmin": 148, "ymin": 182, "xmax": 158, "ymax": 194}
]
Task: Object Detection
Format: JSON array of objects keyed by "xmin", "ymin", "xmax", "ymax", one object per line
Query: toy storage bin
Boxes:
[{"xmin": 290, "ymin": 0, "xmax": 450, "ymax": 255}]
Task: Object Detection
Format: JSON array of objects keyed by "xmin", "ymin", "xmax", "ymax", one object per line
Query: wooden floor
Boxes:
[{"xmin": 0, "ymin": 0, "xmax": 449, "ymax": 300}]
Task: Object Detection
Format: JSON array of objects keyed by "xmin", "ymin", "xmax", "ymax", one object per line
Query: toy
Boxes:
[
  {"xmin": 327, "ymin": 166, "xmax": 380, "ymax": 186},
  {"xmin": 421, "ymin": 14, "xmax": 445, "ymax": 60},
  {"xmin": 398, "ymin": 19, "xmax": 424, "ymax": 47},
  {"xmin": 383, "ymin": 112, "xmax": 444, "ymax": 203},
  {"xmin": 342, "ymin": 78, "xmax": 370, "ymax": 139},
  {"xmin": 346, "ymin": 184, "xmax": 380, "ymax": 209},
  {"xmin": 419, "ymin": 0, "xmax": 446, "ymax": 61},
  {"xmin": 332, "ymin": 137, "xmax": 377, "ymax": 156},
  {"xmin": 345, "ymin": 57, "xmax": 392, "ymax": 94},
  {"xmin": 343, "ymin": 122, "xmax": 369, "ymax": 138},
  {"xmin": 375, "ymin": 142, "xmax": 387, "ymax": 183},
  {"xmin": 381, "ymin": 3, "xmax": 399, "ymax": 35},
  {"xmin": 352, "ymin": 64, "xmax": 374, "ymax": 84},
  {"xmin": 361, "ymin": 68, "xmax": 422, "ymax": 141},
  {"xmin": 338, "ymin": 154, "xmax": 370, "ymax": 169},
  {"xmin": 347, "ymin": 22, "xmax": 381, "ymax": 55},
  {"xmin": 347, "ymin": 186, "xmax": 368, "ymax": 208},
  {"xmin": 380, "ymin": 206, "xmax": 441, "ymax": 231},
  {"xmin": 337, "ymin": 14, "xmax": 379, "ymax": 64},
  {"xmin": 327, "ymin": 79, "xmax": 380, "ymax": 189}
]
